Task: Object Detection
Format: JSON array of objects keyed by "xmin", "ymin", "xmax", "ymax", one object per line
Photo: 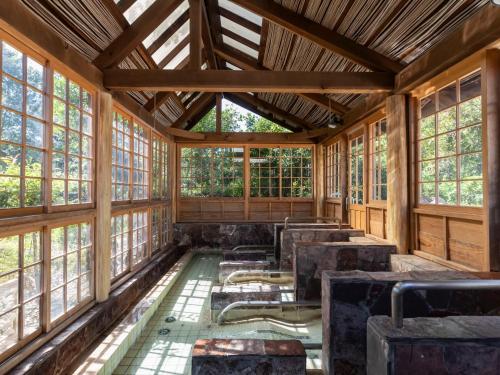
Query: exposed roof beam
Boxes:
[
  {"xmin": 201, "ymin": 0, "xmax": 218, "ymax": 69},
  {"xmin": 185, "ymin": 98, "xmax": 217, "ymax": 130},
  {"xmin": 189, "ymin": 0, "xmax": 202, "ymax": 69},
  {"xmin": 116, "ymin": 0, "xmax": 136, "ymax": 13},
  {"xmin": 164, "ymin": 126, "xmax": 206, "ymax": 139},
  {"xmin": 228, "ymin": 92, "xmax": 314, "ymax": 130},
  {"xmin": 104, "ymin": 69, "xmax": 395, "ymax": 93},
  {"xmin": 214, "ymin": 45, "xmax": 350, "ymax": 113},
  {"xmin": 230, "ymin": 0, "xmax": 403, "ymax": 73},
  {"xmin": 94, "ymin": 0, "xmax": 183, "ymax": 69},
  {"xmin": 158, "ymin": 36, "xmax": 189, "ymax": 69},
  {"xmin": 224, "ymin": 93, "xmax": 300, "ymax": 132},
  {"xmin": 171, "ymin": 93, "xmax": 215, "ymax": 128},
  {"xmin": 219, "ymin": 7, "xmax": 261, "ymax": 35}
]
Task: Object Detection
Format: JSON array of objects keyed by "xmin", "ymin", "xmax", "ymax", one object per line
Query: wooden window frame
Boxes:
[
  {"xmin": 348, "ymin": 132, "xmax": 365, "ymax": 206},
  {"xmin": 325, "ymin": 141, "xmax": 341, "ymax": 199},
  {"xmin": 369, "ymin": 118, "xmax": 388, "ymax": 203},
  {"xmin": 415, "ymin": 69, "xmax": 483, "ymax": 210}
]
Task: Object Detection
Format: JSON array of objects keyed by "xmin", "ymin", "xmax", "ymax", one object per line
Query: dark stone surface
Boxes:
[
  {"xmin": 273, "ymin": 223, "xmax": 350, "ymax": 261},
  {"xmin": 321, "ymin": 270, "xmax": 500, "ymax": 375},
  {"xmin": 223, "ymin": 250, "xmax": 268, "ymax": 261},
  {"xmin": 192, "ymin": 339, "xmax": 306, "ymax": 375},
  {"xmin": 280, "ymin": 229, "xmax": 365, "ymax": 270},
  {"xmin": 173, "ymin": 223, "xmax": 275, "ymax": 251},
  {"xmin": 10, "ymin": 246, "xmax": 184, "ymax": 375},
  {"xmin": 293, "ymin": 241, "xmax": 393, "ymax": 301},
  {"xmin": 219, "ymin": 261, "xmax": 273, "ymax": 283},
  {"xmin": 211, "ymin": 284, "xmax": 281, "ymax": 310},
  {"xmin": 367, "ymin": 316, "xmax": 500, "ymax": 375}
]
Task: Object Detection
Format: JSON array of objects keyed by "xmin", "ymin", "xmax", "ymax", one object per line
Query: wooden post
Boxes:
[
  {"xmin": 189, "ymin": 0, "xmax": 202, "ymax": 70},
  {"xmin": 315, "ymin": 144, "xmax": 324, "ymax": 216},
  {"xmin": 386, "ymin": 94, "xmax": 410, "ymax": 253},
  {"xmin": 483, "ymin": 49, "xmax": 500, "ymax": 271},
  {"xmin": 216, "ymin": 94, "xmax": 222, "ymax": 134},
  {"xmin": 339, "ymin": 134, "xmax": 349, "ymax": 223},
  {"xmin": 95, "ymin": 91, "xmax": 113, "ymax": 302}
]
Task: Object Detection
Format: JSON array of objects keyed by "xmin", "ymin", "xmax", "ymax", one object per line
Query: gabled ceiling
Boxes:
[{"xmin": 21, "ymin": 0, "xmax": 491, "ymax": 132}]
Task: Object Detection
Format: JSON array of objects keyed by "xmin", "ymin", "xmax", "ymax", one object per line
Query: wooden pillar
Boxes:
[
  {"xmin": 483, "ymin": 49, "xmax": 500, "ymax": 271},
  {"xmin": 315, "ymin": 144, "xmax": 324, "ymax": 217},
  {"xmin": 216, "ymin": 94, "xmax": 222, "ymax": 134},
  {"xmin": 386, "ymin": 95, "xmax": 410, "ymax": 253},
  {"xmin": 339, "ymin": 134, "xmax": 349, "ymax": 224},
  {"xmin": 189, "ymin": 0, "xmax": 202, "ymax": 70},
  {"xmin": 95, "ymin": 91, "xmax": 113, "ymax": 302}
]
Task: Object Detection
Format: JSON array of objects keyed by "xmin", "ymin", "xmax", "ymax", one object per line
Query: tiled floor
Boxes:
[{"xmin": 113, "ymin": 254, "xmax": 322, "ymax": 374}]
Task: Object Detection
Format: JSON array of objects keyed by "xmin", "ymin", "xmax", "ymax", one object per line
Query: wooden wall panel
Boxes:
[
  {"xmin": 417, "ymin": 214, "xmax": 445, "ymax": 258},
  {"xmin": 367, "ymin": 207, "xmax": 386, "ymax": 239},
  {"xmin": 448, "ymin": 218, "xmax": 484, "ymax": 270},
  {"xmin": 349, "ymin": 206, "xmax": 366, "ymax": 231},
  {"xmin": 325, "ymin": 200, "xmax": 343, "ymax": 222}
]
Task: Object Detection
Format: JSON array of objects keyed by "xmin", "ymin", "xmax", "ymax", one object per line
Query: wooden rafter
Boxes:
[
  {"xmin": 219, "ymin": 7, "xmax": 262, "ymax": 35},
  {"xmin": 221, "ymin": 27, "xmax": 260, "ymax": 52},
  {"xmin": 146, "ymin": 9, "xmax": 189, "ymax": 55},
  {"xmin": 116, "ymin": 0, "xmax": 137, "ymax": 13},
  {"xmin": 214, "ymin": 45, "xmax": 350, "ymax": 113},
  {"xmin": 94, "ymin": 0, "xmax": 183, "ymax": 69},
  {"xmin": 230, "ymin": 0, "xmax": 404, "ymax": 73},
  {"xmin": 227, "ymin": 92, "xmax": 314, "ymax": 130},
  {"xmin": 104, "ymin": 69, "xmax": 395, "ymax": 93},
  {"xmin": 189, "ymin": 0, "xmax": 202, "ymax": 70},
  {"xmin": 201, "ymin": 0, "xmax": 218, "ymax": 69}
]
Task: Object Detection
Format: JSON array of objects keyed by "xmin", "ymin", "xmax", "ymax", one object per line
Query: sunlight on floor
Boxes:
[{"xmin": 113, "ymin": 255, "xmax": 322, "ymax": 374}]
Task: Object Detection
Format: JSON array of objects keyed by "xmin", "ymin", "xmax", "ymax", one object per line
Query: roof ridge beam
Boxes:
[{"xmin": 230, "ymin": 0, "xmax": 404, "ymax": 73}]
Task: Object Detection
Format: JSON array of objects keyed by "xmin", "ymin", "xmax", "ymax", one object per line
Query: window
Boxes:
[
  {"xmin": 161, "ymin": 206, "xmax": 171, "ymax": 248},
  {"xmin": 110, "ymin": 214, "xmax": 130, "ymax": 280},
  {"xmin": 180, "ymin": 147, "xmax": 244, "ymax": 197},
  {"xmin": 132, "ymin": 210, "xmax": 148, "ymax": 266},
  {"xmin": 349, "ymin": 135, "xmax": 364, "ymax": 205},
  {"xmin": 111, "ymin": 110, "xmax": 150, "ymax": 202},
  {"xmin": 51, "ymin": 71, "xmax": 93, "ymax": 206},
  {"xmin": 0, "ymin": 41, "xmax": 46, "ymax": 209},
  {"xmin": 417, "ymin": 70, "xmax": 482, "ymax": 206},
  {"xmin": 151, "ymin": 207, "xmax": 161, "ymax": 253},
  {"xmin": 0, "ymin": 230, "xmax": 42, "ymax": 354},
  {"xmin": 326, "ymin": 142, "xmax": 341, "ymax": 198},
  {"xmin": 132, "ymin": 122, "xmax": 149, "ymax": 200},
  {"xmin": 370, "ymin": 119, "xmax": 387, "ymax": 201},
  {"xmin": 152, "ymin": 135, "xmax": 170, "ymax": 200},
  {"xmin": 249, "ymin": 147, "xmax": 313, "ymax": 198},
  {"xmin": 49, "ymin": 221, "xmax": 93, "ymax": 323}
]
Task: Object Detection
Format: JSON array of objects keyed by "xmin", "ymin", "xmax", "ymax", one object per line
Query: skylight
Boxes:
[
  {"xmin": 123, "ymin": 0, "xmax": 156, "ymax": 23},
  {"xmin": 221, "ymin": 16, "xmax": 261, "ymax": 45},
  {"xmin": 152, "ymin": 21, "xmax": 189, "ymax": 64},
  {"xmin": 143, "ymin": 0, "xmax": 189, "ymax": 48},
  {"xmin": 226, "ymin": 62, "xmax": 241, "ymax": 70},
  {"xmin": 222, "ymin": 35, "xmax": 258, "ymax": 59},
  {"xmin": 163, "ymin": 43, "xmax": 190, "ymax": 70},
  {"xmin": 218, "ymin": 0, "xmax": 262, "ymax": 26}
]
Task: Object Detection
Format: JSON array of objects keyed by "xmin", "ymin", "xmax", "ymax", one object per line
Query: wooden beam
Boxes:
[
  {"xmin": 221, "ymin": 27, "xmax": 260, "ymax": 51},
  {"xmin": 224, "ymin": 93, "xmax": 298, "ymax": 133},
  {"xmin": 184, "ymin": 97, "xmax": 216, "ymax": 130},
  {"xmin": 171, "ymin": 93, "xmax": 215, "ymax": 128},
  {"xmin": 164, "ymin": 126, "xmax": 206, "ymax": 140},
  {"xmin": 219, "ymin": 7, "xmax": 262, "ymax": 35},
  {"xmin": 103, "ymin": 69, "xmax": 395, "ymax": 93},
  {"xmin": 94, "ymin": 0, "xmax": 183, "ymax": 69},
  {"xmin": 230, "ymin": 0, "xmax": 403, "ymax": 73},
  {"xmin": 342, "ymin": 93, "xmax": 388, "ymax": 127},
  {"xmin": 286, "ymin": 128, "xmax": 334, "ymax": 140},
  {"xmin": 158, "ymin": 36, "xmax": 189, "ymax": 69},
  {"xmin": 386, "ymin": 94, "xmax": 410, "ymax": 254},
  {"xmin": 116, "ymin": 0, "xmax": 136, "ymax": 12},
  {"xmin": 396, "ymin": 4, "xmax": 500, "ymax": 93},
  {"xmin": 176, "ymin": 132, "xmax": 315, "ymax": 144},
  {"xmin": 201, "ymin": 0, "xmax": 218, "ymax": 69},
  {"xmin": 484, "ymin": 49, "xmax": 500, "ymax": 271},
  {"xmin": 214, "ymin": 45, "xmax": 349, "ymax": 113},
  {"xmin": 216, "ymin": 94, "xmax": 222, "ymax": 134},
  {"xmin": 95, "ymin": 91, "xmax": 113, "ymax": 302},
  {"xmin": 189, "ymin": 0, "xmax": 202, "ymax": 70},
  {"xmin": 228, "ymin": 92, "xmax": 314, "ymax": 130}
]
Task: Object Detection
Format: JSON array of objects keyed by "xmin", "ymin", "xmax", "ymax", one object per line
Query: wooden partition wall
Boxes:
[{"xmin": 176, "ymin": 143, "xmax": 316, "ymax": 222}]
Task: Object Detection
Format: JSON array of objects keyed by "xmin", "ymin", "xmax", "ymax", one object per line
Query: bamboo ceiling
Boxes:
[{"xmin": 20, "ymin": 0, "xmax": 490, "ymax": 130}]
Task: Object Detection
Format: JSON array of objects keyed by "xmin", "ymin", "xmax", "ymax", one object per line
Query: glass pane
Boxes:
[
  {"xmin": 438, "ymin": 83, "xmax": 456, "ymax": 110},
  {"xmin": 26, "ymin": 118, "xmax": 44, "ymax": 148},
  {"xmin": 52, "ymin": 152, "xmax": 65, "ymax": 178},
  {"xmin": 0, "ymin": 308, "xmax": 18, "ymax": 352},
  {"xmin": 53, "ymin": 98, "xmax": 66, "ymax": 126},
  {"xmin": 26, "ymin": 88, "xmax": 43, "ymax": 119},
  {"xmin": 460, "ymin": 125, "xmax": 482, "ymax": 154},
  {"xmin": 2, "ymin": 43, "xmax": 23, "ymax": 79},
  {"xmin": 438, "ymin": 181, "xmax": 457, "ymax": 205},
  {"xmin": 419, "ymin": 138, "xmax": 435, "ymax": 160},
  {"xmin": 67, "ymin": 279, "xmax": 78, "ymax": 310},
  {"xmin": 459, "ymin": 97, "xmax": 481, "ymax": 127},
  {"xmin": 437, "ymin": 132, "xmax": 456, "ymax": 157},
  {"xmin": 50, "ymin": 257, "xmax": 64, "ymax": 289},
  {"xmin": 25, "ymin": 148, "xmax": 43, "ymax": 177},
  {"xmin": 23, "ymin": 264, "xmax": 41, "ymax": 300},
  {"xmin": 80, "ymin": 272, "xmax": 91, "ymax": 299},
  {"xmin": 23, "ymin": 298, "xmax": 40, "ymax": 336},
  {"xmin": 27, "ymin": 58, "xmax": 44, "ymax": 90},
  {"xmin": 437, "ymin": 107, "xmax": 456, "ymax": 134},
  {"xmin": 460, "ymin": 153, "xmax": 482, "ymax": 180},
  {"xmin": 52, "ymin": 180, "xmax": 66, "ymax": 205},
  {"xmin": 460, "ymin": 180, "xmax": 483, "ymax": 206},
  {"xmin": 69, "ymin": 81, "xmax": 80, "ymax": 106},
  {"xmin": 1, "ymin": 109, "xmax": 22, "ymax": 144},
  {"xmin": 0, "ymin": 273, "xmax": 18, "ymax": 314},
  {"xmin": 0, "ymin": 235, "xmax": 18, "ymax": 275},
  {"xmin": 50, "ymin": 227, "xmax": 65, "ymax": 258},
  {"xmin": 0, "ymin": 143, "xmax": 22, "ymax": 175},
  {"xmin": 25, "ymin": 178, "xmax": 42, "ymax": 207},
  {"xmin": 460, "ymin": 71, "xmax": 481, "ymax": 102},
  {"xmin": 0, "ymin": 177, "xmax": 20, "ymax": 208},
  {"xmin": 24, "ymin": 232, "xmax": 41, "ymax": 265},
  {"xmin": 53, "ymin": 72, "xmax": 66, "ymax": 99},
  {"xmin": 50, "ymin": 287, "xmax": 64, "ymax": 321},
  {"xmin": 438, "ymin": 157, "xmax": 456, "ymax": 181},
  {"xmin": 67, "ymin": 252, "xmax": 78, "ymax": 281},
  {"xmin": 2, "ymin": 75, "xmax": 23, "ymax": 112},
  {"xmin": 420, "ymin": 161, "xmax": 435, "ymax": 182},
  {"xmin": 420, "ymin": 94, "xmax": 435, "ymax": 118}
]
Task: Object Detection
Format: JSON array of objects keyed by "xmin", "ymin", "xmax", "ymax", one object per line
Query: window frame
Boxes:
[
  {"xmin": 369, "ymin": 118, "xmax": 388, "ymax": 203},
  {"xmin": 348, "ymin": 132, "xmax": 365, "ymax": 206},
  {"xmin": 325, "ymin": 141, "xmax": 342, "ymax": 199}
]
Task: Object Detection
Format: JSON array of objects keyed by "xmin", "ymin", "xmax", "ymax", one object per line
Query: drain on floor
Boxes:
[
  {"xmin": 165, "ymin": 316, "xmax": 176, "ymax": 323},
  {"xmin": 158, "ymin": 328, "xmax": 171, "ymax": 336}
]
